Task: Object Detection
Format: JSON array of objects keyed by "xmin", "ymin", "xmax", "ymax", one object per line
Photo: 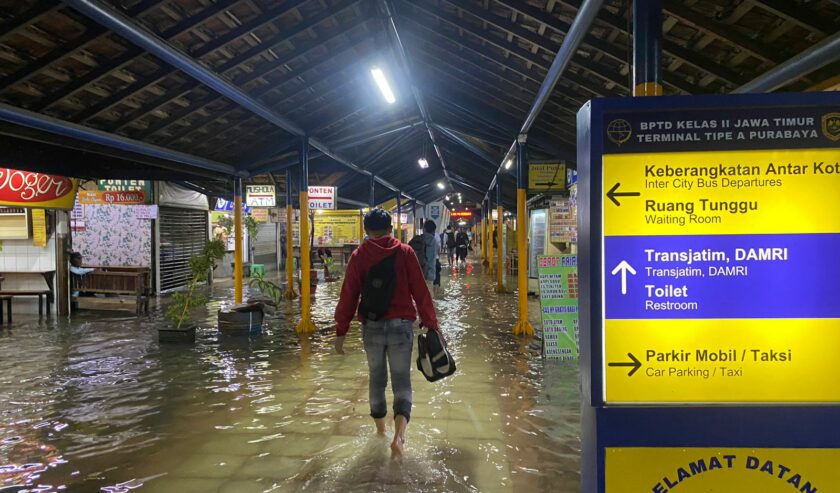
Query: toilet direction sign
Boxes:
[{"xmin": 600, "ymin": 102, "xmax": 840, "ymax": 404}]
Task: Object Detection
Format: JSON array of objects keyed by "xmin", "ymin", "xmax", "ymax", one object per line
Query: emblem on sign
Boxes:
[
  {"xmin": 821, "ymin": 113, "xmax": 840, "ymax": 142},
  {"xmin": 606, "ymin": 119, "xmax": 632, "ymax": 145}
]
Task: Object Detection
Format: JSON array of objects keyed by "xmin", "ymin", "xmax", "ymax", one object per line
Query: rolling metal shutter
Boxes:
[{"xmin": 159, "ymin": 206, "xmax": 208, "ymax": 292}]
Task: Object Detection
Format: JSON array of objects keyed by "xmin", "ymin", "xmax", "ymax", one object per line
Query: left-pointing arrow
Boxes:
[
  {"xmin": 606, "ymin": 182, "xmax": 641, "ymax": 206},
  {"xmin": 608, "ymin": 353, "xmax": 642, "ymax": 377}
]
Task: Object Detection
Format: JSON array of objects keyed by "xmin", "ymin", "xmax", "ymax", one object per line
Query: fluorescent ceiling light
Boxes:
[
  {"xmin": 418, "ymin": 158, "xmax": 429, "ymax": 169},
  {"xmin": 371, "ymin": 67, "xmax": 396, "ymax": 104},
  {"xmin": 504, "ymin": 159, "xmax": 513, "ymax": 169},
  {"xmin": 445, "ymin": 195, "xmax": 450, "ymax": 200},
  {"xmin": 437, "ymin": 182, "xmax": 445, "ymax": 190}
]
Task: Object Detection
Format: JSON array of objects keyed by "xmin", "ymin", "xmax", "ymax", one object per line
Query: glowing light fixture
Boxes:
[
  {"xmin": 504, "ymin": 159, "xmax": 513, "ymax": 169},
  {"xmin": 418, "ymin": 158, "xmax": 429, "ymax": 169},
  {"xmin": 445, "ymin": 195, "xmax": 450, "ymax": 200},
  {"xmin": 437, "ymin": 182, "xmax": 445, "ymax": 190},
  {"xmin": 371, "ymin": 67, "xmax": 396, "ymax": 104}
]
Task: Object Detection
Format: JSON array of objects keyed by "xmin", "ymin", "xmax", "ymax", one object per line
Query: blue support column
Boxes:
[{"xmin": 633, "ymin": 0, "xmax": 663, "ymax": 96}]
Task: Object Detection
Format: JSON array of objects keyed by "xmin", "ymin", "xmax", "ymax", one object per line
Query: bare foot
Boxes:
[
  {"xmin": 374, "ymin": 418, "xmax": 386, "ymax": 436},
  {"xmin": 390, "ymin": 436, "xmax": 405, "ymax": 460}
]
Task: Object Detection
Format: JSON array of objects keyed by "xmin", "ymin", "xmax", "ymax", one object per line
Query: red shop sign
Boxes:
[{"xmin": 0, "ymin": 168, "xmax": 79, "ymax": 210}]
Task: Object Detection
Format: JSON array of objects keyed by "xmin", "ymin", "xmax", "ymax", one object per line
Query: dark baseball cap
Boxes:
[{"xmin": 364, "ymin": 208, "xmax": 392, "ymax": 231}]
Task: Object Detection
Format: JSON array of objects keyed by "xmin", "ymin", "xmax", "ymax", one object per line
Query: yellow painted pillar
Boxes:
[
  {"xmin": 481, "ymin": 215, "xmax": 488, "ymax": 267},
  {"xmin": 284, "ymin": 203, "xmax": 297, "ymax": 300},
  {"xmin": 234, "ymin": 178, "xmax": 243, "ymax": 304},
  {"xmin": 487, "ymin": 211, "xmax": 494, "ymax": 274},
  {"xmin": 296, "ymin": 137, "xmax": 315, "ymax": 334},
  {"xmin": 513, "ymin": 137, "xmax": 533, "ymax": 336},
  {"xmin": 496, "ymin": 206, "xmax": 504, "ymax": 292},
  {"xmin": 359, "ymin": 209, "xmax": 365, "ymax": 244}
]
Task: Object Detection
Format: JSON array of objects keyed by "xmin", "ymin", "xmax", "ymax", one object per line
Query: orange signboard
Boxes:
[
  {"xmin": 78, "ymin": 190, "xmax": 146, "ymax": 205},
  {"xmin": 0, "ymin": 168, "xmax": 79, "ymax": 210}
]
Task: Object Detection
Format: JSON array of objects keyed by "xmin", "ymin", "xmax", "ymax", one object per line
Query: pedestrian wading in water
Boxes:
[{"xmin": 334, "ymin": 208, "xmax": 442, "ymax": 460}]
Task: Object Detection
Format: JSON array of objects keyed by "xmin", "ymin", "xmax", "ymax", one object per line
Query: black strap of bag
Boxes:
[{"xmin": 358, "ymin": 252, "xmax": 398, "ymax": 321}]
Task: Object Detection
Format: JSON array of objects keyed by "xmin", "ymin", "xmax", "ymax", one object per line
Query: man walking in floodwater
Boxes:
[{"xmin": 334, "ymin": 208, "xmax": 440, "ymax": 459}]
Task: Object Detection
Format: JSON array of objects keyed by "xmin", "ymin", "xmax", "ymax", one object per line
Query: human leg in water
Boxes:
[
  {"xmin": 386, "ymin": 320, "xmax": 413, "ymax": 459},
  {"xmin": 392, "ymin": 415, "xmax": 408, "ymax": 459}
]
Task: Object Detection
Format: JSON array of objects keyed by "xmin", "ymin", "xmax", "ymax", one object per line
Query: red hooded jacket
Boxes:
[{"xmin": 334, "ymin": 235, "xmax": 438, "ymax": 336}]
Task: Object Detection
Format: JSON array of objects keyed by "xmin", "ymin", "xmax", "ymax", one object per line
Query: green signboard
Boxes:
[
  {"xmin": 97, "ymin": 179, "xmax": 152, "ymax": 204},
  {"xmin": 537, "ymin": 254, "xmax": 579, "ymax": 360}
]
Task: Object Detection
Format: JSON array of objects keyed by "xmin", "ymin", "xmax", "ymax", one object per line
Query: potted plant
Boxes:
[
  {"xmin": 160, "ymin": 239, "xmax": 225, "ymax": 342},
  {"xmin": 218, "ymin": 271, "xmax": 273, "ymax": 334},
  {"xmin": 248, "ymin": 271, "xmax": 284, "ymax": 306}
]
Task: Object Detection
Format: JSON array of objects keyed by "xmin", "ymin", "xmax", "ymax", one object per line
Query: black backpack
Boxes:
[
  {"xmin": 358, "ymin": 252, "xmax": 398, "ymax": 321},
  {"xmin": 408, "ymin": 235, "xmax": 428, "ymax": 272}
]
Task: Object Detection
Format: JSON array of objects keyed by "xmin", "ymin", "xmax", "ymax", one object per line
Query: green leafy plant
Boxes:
[
  {"xmin": 248, "ymin": 271, "xmax": 284, "ymax": 306},
  {"xmin": 165, "ymin": 239, "xmax": 226, "ymax": 329},
  {"xmin": 245, "ymin": 214, "xmax": 260, "ymax": 240}
]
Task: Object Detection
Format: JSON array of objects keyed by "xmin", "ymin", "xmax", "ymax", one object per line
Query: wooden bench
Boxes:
[
  {"xmin": 74, "ymin": 270, "xmax": 150, "ymax": 315},
  {"xmin": 0, "ymin": 290, "xmax": 51, "ymax": 319}
]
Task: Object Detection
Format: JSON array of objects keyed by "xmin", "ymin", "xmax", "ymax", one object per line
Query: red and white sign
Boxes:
[
  {"xmin": 307, "ymin": 186, "xmax": 336, "ymax": 210},
  {"xmin": 451, "ymin": 211, "xmax": 473, "ymax": 218},
  {"xmin": 0, "ymin": 168, "xmax": 79, "ymax": 210}
]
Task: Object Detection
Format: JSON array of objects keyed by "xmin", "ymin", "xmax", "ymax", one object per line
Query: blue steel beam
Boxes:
[
  {"xmin": 64, "ymin": 0, "xmax": 415, "ymax": 201},
  {"xmin": 734, "ymin": 31, "xmax": 840, "ymax": 93},
  {"xmin": 379, "ymin": 0, "xmax": 452, "ymax": 188},
  {"xmin": 483, "ymin": 0, "xmax": 605, "ymax": 203},
  {"xmin": 0, "ymin": 103, "xmax": 237, "ymax": 176},
  {"xmin": 433, "ymin": 124, "xmax": 500, "ymax": 168}
]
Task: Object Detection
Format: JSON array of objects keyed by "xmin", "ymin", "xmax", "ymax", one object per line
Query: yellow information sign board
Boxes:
[
  {"xmin": 605, "ymin": 318, "xmax": 840, "ymax": 403},
  {"xmin": 602, "ymin": 148, "xmax": 840, "ymax": 404},
  {"xmin": 529, "ymin": 162, "xmax": 566, "ymax": 191},
  {"xmin": 604, "ymin": 148, "xmax": 840, "ymax": 236},
  {"xmin": 606, "ymin": 447, "xmax": 839, "ymax": 492},
  {"xmin": 313, "ymin": 210, "xmax": 361, "ymax": 246}
]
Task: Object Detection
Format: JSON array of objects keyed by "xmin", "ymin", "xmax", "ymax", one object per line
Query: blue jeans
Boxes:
[{"xmin": 362, "ymin": 318, "xmax": 414, "ymax": 422}]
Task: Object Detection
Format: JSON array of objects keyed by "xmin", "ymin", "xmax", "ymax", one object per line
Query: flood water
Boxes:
[{"xmin": 0, "ymin": 259, "xmax": 581, "ymax": 492}]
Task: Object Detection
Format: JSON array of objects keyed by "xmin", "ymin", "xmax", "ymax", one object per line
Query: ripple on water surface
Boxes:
[{"xmin": 0, "ymin": 261, "xmax": 580, "ymax": 492}]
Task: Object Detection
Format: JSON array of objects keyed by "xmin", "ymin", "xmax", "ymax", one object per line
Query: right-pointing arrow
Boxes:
[
  {"xmin": 611, "ymin": 260, "xmax": 637, "ymax": 295},
  {"xmin": 608, "ymin": 353, "xmax": 642, "ymax": 377},
  {"xmin": 606, "ymin": 182, "xmax": 641, "ymax": 206}
]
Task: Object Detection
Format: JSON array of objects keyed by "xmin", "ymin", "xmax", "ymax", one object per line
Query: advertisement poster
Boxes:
[
  {"xmin": 537, "ymin": 255, "xmax": 579, "ymax": 360},
  {"xmin": 0, "ymin": 168, "xmax": 79, "ymax": 210},
  {"xmin": 549, "ymin": 196, "xmax": 576, "ymax": 243},
  {"xmin": 314, "ymin": 210, "xmax": 361, "ymax": 246},
  {"xmin": 31, "ymin": 209, "xmax": 47, "ymax": 247}
]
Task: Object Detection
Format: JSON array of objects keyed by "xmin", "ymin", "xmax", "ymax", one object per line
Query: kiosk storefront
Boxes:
[{"xmin": 578, "ymin": 92, "xmax": 840, "ymax": 491}]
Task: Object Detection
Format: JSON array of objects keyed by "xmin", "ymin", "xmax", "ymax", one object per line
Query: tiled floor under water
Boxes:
[{"xmin": 0, "ymin": 259, "xmax": 581, "ymax": 492}]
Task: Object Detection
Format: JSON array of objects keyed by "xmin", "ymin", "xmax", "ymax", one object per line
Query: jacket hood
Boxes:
[
  {"xmin": 421, "ymin": 233, "xmax": 437, "ymax": 246},
  {"xmin": 357, "ymin": 235, "xmax": 401, "ymax": 264}
]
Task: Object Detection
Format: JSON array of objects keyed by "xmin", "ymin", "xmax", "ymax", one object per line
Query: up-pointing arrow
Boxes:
[{"xmin": 611, "ymin": 260, "xmax": 636, "ymax": 295}]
